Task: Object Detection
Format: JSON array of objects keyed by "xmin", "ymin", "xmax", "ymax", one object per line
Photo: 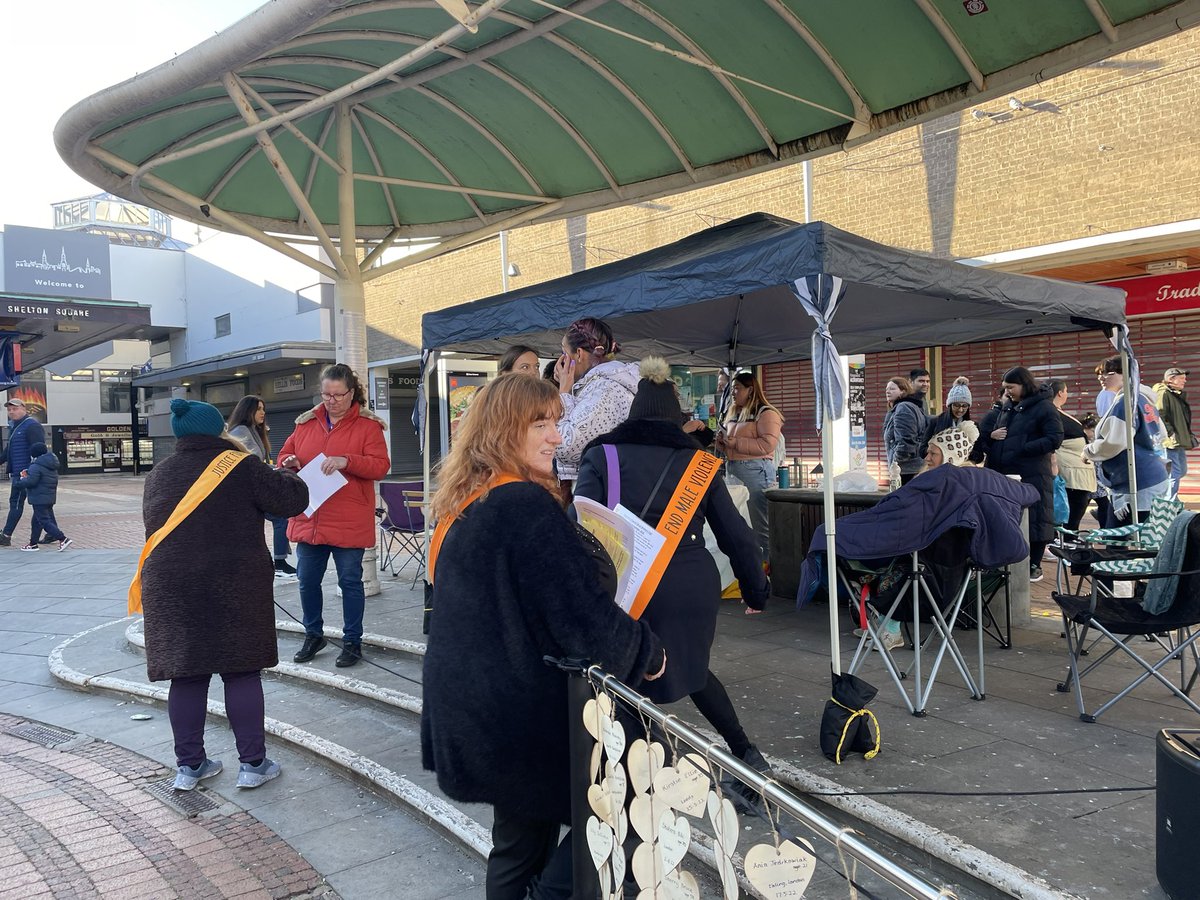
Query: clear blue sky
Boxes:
[{"xmin": 0, "ymin": 1, "xmax": 262, "ymax": 230}]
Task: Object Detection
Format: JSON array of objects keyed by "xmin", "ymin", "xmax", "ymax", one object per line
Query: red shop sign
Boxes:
[{"xmin": 1100, "ymin": 271, "xmax": 1200, "ymax": 318}]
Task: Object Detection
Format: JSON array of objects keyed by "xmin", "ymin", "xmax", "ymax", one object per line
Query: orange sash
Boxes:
[
  {"xmin": 427, "ymin": 474, "xmax": 521, "ymax": 584},
  {"xmin": 628, "ymin": 451, "xmax": 723, "ymax": 620}
]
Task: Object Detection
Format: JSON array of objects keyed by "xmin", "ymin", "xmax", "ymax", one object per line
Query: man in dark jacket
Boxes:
[
  {"xmin": 2, "ymin": 398, "xmax": 45, "ymax": 546},
  {"xmin": 14, "ymin": 442, "xmax": 70, "ymax": 551},
  {"xmin": 1154, "ymin": 367, "xmax": 1195, "ymax": 499}
]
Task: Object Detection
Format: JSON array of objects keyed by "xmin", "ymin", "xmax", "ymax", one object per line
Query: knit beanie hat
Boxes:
[
  {"xmin": 170, "ymin": 398, "xmax": 226, "ymax": 438},
  {"xmin": 30, "ymin": 442, "xmax": 47, "ymax": 457},
  {"xmin": 628, "ymin": 357, "xmax": 682, "ymax": 421},
  {"xmin": 929, "ymin": 423, "xmax": 978, "ymax": 467},
  {"xmin": 945, "ymin": 376, "xmax": 972, "ymax": 407}
]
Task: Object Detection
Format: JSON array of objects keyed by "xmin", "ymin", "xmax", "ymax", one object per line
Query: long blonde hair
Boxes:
[{"xmin": 431, "ymin": 374, "xmax": 563, "ymax": 522}]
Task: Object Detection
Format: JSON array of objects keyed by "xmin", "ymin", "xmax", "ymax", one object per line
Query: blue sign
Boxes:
[{"xmin": 3, "ymin": 225, "xmax": 112, "ymax": 301}]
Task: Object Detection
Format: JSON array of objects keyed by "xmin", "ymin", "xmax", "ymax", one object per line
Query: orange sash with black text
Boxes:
[{"xmin": 628, "ymin": 451, "xmax": 722, "ymax": 620}]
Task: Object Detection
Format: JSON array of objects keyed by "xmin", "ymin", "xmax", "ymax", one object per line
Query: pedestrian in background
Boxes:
[
  {"xmin": 227, "ymin": 395, "xmax": 296, "ymax": 577},
  {"xmin": 1154, "ymin": 367, "xmax": 1195, "ymax": 498},
  {"xmin": 15, "ymin": 441, "xmax": 71, "ymax": 552},
  {"xmin": 909, "ymin": 367, "xmax": 932, "ymax": 413},
  {"xmin": 716, "ymin": 370, "xmax": 783, "ymax": 562},
  {"xmin": 553, "ymin": 317, "xmax": 640, "ymax": 486},
  {"xmin": 140, "ymin": 399, "xmax": 308, "ymax": 792},
  {"xmin": 1, "ymin": 397, "xmax": 45, "ymax": 546},
  {"xmin": 1049, "ymin": 380, "xmax": 1098, "ymax": 534},
  {"xmin": 498, "ymin": 345, "xmax": 541, "ymax": 376},
  {"xmin": 882, "ymin": 376, "xmax": 926, "ymax": 488},
  {"xmin": 278, "ymin": 363, "xmax": 391, "ymax": 669}
]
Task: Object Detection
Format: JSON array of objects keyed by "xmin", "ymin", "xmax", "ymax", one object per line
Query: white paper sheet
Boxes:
[
  {"xmin": 574, "ymin": 496, "xmax": 667, "ymax": 614},
  {"xmin": 298, "ymin": 453, "xmax": 349, "ymax": 517}
]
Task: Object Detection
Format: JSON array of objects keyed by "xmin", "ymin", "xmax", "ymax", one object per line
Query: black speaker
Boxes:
[{"xmin": 1157, "ymin": 728, "xmax": 1200, "ymax": 900}]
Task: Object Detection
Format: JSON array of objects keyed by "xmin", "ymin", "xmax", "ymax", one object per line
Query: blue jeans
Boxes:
[
  {"xmin": 30, "ymin": 504, "xmax": 65, "ymax": 544},
  {"xmin": 3, "ymin": 477, "xmax": 27, "ymax": 537},
  {"xmin": 266, "ymin": 514, "xmax": 291, "ymax": 559},
  {"xmin": 296, "ymin": 543, "xmax": 365, "ymax": 644},
  {"xmin": 1167, "ymin": 447, "xmax": 1189, "ymax": 498},
  {"xmin": 725, "ymin": 458, "xmax": 775, "ymax": 560}
]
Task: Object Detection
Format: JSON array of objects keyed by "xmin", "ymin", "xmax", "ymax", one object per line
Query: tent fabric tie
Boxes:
[{"xmin": 791, "ymin": 274, "xmax": 848, "ymax": 429}]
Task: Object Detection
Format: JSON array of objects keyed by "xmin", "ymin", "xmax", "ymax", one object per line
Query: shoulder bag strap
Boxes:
[
  {"xmin": 128, "ymin": 450, "xmax": 250, "ymax": 614},
  {"xmin": 427, "ymin": 474, "xmax": 521, "ymax": 585},
  {"xmin": 603, "ymin": 444, "xmax": 621, "ymax": 509}
]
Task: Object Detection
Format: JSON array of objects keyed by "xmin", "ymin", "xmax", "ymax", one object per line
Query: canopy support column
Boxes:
[{"xmin": 335, "ymin": 101, "xmax": 381, "ymax": 598}]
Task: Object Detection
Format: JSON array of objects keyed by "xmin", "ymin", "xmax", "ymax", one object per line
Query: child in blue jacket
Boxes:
[{"xmin": 15, "ymin": 442, "xmax": 71, "ymax": 551}]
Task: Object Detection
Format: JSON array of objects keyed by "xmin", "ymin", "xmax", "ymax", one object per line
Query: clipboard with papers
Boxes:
[{"xmin": 573, "ymin": 495, "xmax": 666, "ymax": 615}]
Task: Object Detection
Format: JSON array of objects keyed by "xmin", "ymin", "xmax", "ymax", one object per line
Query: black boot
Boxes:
[
  {"xmin": 293, "ymin": 634, "xmax": 326, "ymax": 663},
  {"xmin": 336, "ymin": 642, "xmax": 362, "ymax": 668}
]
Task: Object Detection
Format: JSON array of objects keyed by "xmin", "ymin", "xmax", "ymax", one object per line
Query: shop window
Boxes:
[
  {"xmin": 215, "ymin": 313, "xmax": 231, "ymax": 337},
  {"xmin": 99, "ymin": 370, "xmax": 131, "ymax": 414},
  {"xmin": 49, "ymin": 369, "xmax": 95, "ymax": 382}
]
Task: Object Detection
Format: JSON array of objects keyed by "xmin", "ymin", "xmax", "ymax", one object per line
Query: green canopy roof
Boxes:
[{"xmin": 56, "ymin": 0, "xmax": 1200, "ymax": 244}]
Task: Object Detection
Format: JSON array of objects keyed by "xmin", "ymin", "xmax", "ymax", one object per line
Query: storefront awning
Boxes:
[
  {"xmin": 132, "ymin": 340, "xmax": 333, "ymax": 388},
  {"xmin": 0, "ymin": 294, "xmax": 155, "ymax": 373}
]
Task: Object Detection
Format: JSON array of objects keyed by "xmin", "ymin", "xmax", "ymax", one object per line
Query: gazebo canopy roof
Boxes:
[{"xmin": 55, "ymin": 0, "xmax": 1200, "ymax": 242}]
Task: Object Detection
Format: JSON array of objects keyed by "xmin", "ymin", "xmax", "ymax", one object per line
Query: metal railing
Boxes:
[{"xmin": 556, "ymin": 659, "xmax": 958, "ymax": 899}]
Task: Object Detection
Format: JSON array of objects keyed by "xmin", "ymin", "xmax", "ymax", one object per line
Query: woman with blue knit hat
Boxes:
[{"xmin": 140, "ymin": 398, "xmax": 308, "ymax": 791}]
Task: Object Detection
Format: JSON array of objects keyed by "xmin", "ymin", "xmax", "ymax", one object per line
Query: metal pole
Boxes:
[
  {"xmin": 802, "ymin": 159, "xmax": 813, "ymax": 223},
  {"xmin": 500, "ymin": 230, "xmax": 510, "ymax": 293},
  {"xmin": 567, "ymin": 674, "xmax": 602, "ymax": 900},
  {"xmin": 128, "ymin": 372, "xmax": 140, "ymax": 475},
  {"xmin": 1119, "ymin": 343, "xmax": 1139, "ymax": 522},
  {"xmin": 822, "ymin": 417, "xmax": 841, "ymax": 674},
  {"xmin": 590, "ymin": 668, "xmax": 953, "ymax": 900}
]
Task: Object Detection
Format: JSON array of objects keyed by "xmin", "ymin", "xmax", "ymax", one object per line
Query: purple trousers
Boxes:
[{"xmin": 168, "ymin": 671, "xmax": 265, "ymax": 767}]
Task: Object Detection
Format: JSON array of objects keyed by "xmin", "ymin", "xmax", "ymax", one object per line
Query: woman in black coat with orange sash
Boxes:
[{"xmin": 575, "ymin": 358, "xmax": 771, "ymax": 776}]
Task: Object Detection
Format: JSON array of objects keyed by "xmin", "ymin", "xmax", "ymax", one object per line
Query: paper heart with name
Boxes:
[
  {"xmin": 587, "ymin": 783, "xmax": 616, "ymax": 828},
  {"xmin": 652, "ymin": 754, "xmax": 711, "ymax": 817},
  {"xmin": 627, "ymin": 739, "xmax": 666, "ymax": 796},
  {"xmin": 706, "ymin": 790, "xmax": 738, "ymax": 855},
  {"xmin": 586, "ymin": 816, "xmax": 614, "ymax": 872},
  {"xmin": 600, "ymin": 715, "xmax": 627, "ymax": 762},
  {"xmin": 743, "ymin": 839, "xmax": 817, "ymax": 900},
  {"xmin": 636, "ymin": 868, "xmax": 700, "ymax": 900},
  {"xmin": 610, "ymin": 841, "xmax": 627, "ymax": 893},
  {"xmin": 582, "ymin": 693, "xmax": 614, "ymax": 741}
]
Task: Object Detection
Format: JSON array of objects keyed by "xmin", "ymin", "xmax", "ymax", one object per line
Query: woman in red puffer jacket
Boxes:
[{"xmin": 278, "ymin": 363, "xmax": 390, "ymax": 668}]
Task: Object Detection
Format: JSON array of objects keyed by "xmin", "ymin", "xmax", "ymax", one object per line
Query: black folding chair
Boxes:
[{"xmin": 1052, "ymin": 516, "xmax": 1200, "ymax": 723}]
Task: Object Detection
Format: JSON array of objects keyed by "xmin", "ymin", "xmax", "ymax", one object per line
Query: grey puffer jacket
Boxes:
[{"xmin": 883, "ymin": 397, "xmax": 927, "ymax": 475}]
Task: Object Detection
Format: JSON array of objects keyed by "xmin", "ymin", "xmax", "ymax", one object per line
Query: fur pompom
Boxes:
[{"xmin": 639, "ymin": 356, "xmax": 671, "ymax": 384}]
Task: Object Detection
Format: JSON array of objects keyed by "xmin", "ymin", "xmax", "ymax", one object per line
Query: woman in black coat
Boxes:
[
  {"xmin": 575, "ymin": 358, "xmax": 771, "ymax": 775},
  {"xmin": 141, "ymin": 400, "xmax": 308, "ymax": 791},
  {"xmin": 422, "ymin": 375, "xmax": 663, "ymax": 900},
  {"xmin": 969, "ymin": 367, "xmax": 1063, "ymax": 581}
]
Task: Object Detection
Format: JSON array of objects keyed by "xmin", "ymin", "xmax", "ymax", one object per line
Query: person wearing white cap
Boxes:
[
  {"xmin": 1154, "ymin": 367, "xmax": 1195, "ymax": 498},
  {"xmin": 2, "ymin": 397, "xmax": 45, "ymax": 546}
]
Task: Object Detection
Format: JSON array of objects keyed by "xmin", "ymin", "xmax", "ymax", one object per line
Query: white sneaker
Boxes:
[
  {"xmin": 876, "ymin": 629, "xmax": 905, "ymax": 652},
  {"xmin": 58, "ymin": 538, "xmax": 73, "ymax": 552}
]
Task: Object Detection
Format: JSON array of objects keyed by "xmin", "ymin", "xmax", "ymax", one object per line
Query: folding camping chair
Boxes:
[
  {"xmin": 957, "ymin": 568, "xmax": 1012, "ymax": 650},
  {"xmin": 377, "ymin": 481, "xmax": 426, "ymax": 587},
  {"xmin": 1052, "ymin": 515, "xmax": 1200, "ymax": 722},
  {"xmin": 842, "ymin": 528, "xmax": 987, "ymax": 717}
]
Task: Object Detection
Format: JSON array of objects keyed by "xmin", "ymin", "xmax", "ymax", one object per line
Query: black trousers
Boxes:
[
  {"xmin": 690, "ymin": 671, "xmax": 751, "ymax": 757},
  {"xmin": 1065, "ymin": 488, "xmax": 1092, "ymax": 533},
  {"xmin": 487, "ymin": 807, "xmax": 571, "ymax": 900}
]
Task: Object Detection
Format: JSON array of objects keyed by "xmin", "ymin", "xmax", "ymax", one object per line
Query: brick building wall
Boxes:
[{"xmin": 365, "ymin": 27, "xmax": 1200, "ymax": 362}]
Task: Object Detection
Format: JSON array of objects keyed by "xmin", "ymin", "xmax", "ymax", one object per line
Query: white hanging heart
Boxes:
[
  {"xmin": 657, "ymin": 811, "xmax": 691, "ymax": 871},
  {"xmin": 615, "ymin": 806, "xmax": 629, "ymax": 844},
  {"xmin": 660, "ymin": 868, "xmax": 701, "ymax": 900},
  {"xmin": 588, "ymin": 783, "xmax": 615, "ymax": 827},
  {"xmin": 600, "ymin": 716, "xmax": 627, "ymax": 762},
  {"xmin": 603, "ymin": 760, "xmax": 628, "ymax": 812},
  {"xmin": 629, "ymin": 793, "xmax": 672, "ymax": 844},
  {"xmin": 627, "ymin": 739, "xmax": 666, "ymax": 796},
  {"xmin": 652, "ymin": 754, "xmax": 710, "ymax": 817},
  {"xmin": 586, "ymin": 816, "xmax": 614, "ymax": 872},
  {"xmin": 743, "ymin": 839, "xmax": 817, "ymax": 900},
  {"xmin": 582, "ymin": 693, "xmax": 614, "ymax": 740},
  {"xmin": 610, "ymin": 841, "xmax": 627, "ymax": 892},
  {"xmin": 590, "ymin": 741, "xmax": 602, "ymax": 783},
  {"xmin": 706, "ymin": 790, "xmax": 739, "ymax": 856},
  {"xmin": 715, "ymin": 852, "xmax": 739, "ymax": 900},
  {"xmin": 632, "ymin": 841, "xmax": 662, "ymax": 890}
]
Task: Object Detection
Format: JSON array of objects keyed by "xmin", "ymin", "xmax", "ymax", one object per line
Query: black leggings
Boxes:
[
  {"xmin": 690, "ymin": 671, "xmax": 751, "ymax": 757},
  {"xmin": 1066, "ymin": 489, "xmax": 1092, "ymax": 533}
]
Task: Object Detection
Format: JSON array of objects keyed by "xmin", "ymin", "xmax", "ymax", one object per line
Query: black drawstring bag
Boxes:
[{"xmin": 820, "ymin": 670, "xmax": 881, "ymax": 763}]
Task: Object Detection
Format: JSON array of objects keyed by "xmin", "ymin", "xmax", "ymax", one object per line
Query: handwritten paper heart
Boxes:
[
  {"xmin": 590, "ymin": 742, "xmax": 602, "ymax": 783},
  {"xmin": 603, "ymin": 760, "xmax": 628, "ymax": 808},
  {"xmin": 582, "ymin": 693, "xmax": 614, "ymax": 740},
  {"xmin": 743, "ymin": 839, "xmax": 817, "ymax": 900},
  {"xmin": 588, "ymin": 784, "xmax": 615, "ymax": 827},
  {"xmin": 706, "ymin": 790, "xmax": 739, "ymax": 855},
  {"xmin": 637, "ymin": 868, "xmax": 699, "ymax": 900},
  {"xmin": 627, "ymin": 739, "xmax": 666, "ymax": 796},
  {"xmin": 629, "ymin": 794, "xmax": 672, "ymax": 844},
  {"xmin": 586, "ymin": 816, "xmax": 614, "ymax": 871},
  {"xmin": 652, "ymin": 754, "xmax": 710, "ymax": 817},
  {"xmin": 632, "ymin": 841, "xmax": 663, "ymax": 890},
  {"xmin": 657, "ymin": 811, "xmax": 691, "ymax": 871},
  {"xmin": 715, "ymin": 852, "xmax": 738, "ymax": 900},
  {"xmin": 610, "ymin": 841, "xmax": 626, "ymax": 892},
  {"xmin": 600, "ymin": 715, "xmax": 627, "ymax": 762}
]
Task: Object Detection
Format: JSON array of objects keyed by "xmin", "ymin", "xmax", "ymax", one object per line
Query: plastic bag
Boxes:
[{"xmin": 832, "ymin": 469, "xmax": 884, "ymax": 493}]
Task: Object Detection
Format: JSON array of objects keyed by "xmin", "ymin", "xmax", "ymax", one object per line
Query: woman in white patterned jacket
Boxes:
[{"xmin": 552, "ymin": 317, "xmax": 641, "ymax": 488}]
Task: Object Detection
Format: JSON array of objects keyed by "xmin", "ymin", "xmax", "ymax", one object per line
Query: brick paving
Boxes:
[{"xmin": 0, "ymin": 714, "xmax": 338, "ymax": 900}]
